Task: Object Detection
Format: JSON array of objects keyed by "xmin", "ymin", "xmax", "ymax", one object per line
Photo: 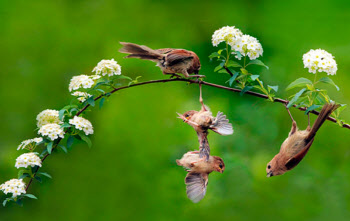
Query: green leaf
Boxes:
[
  {"xmin": 58, "ymin": 144, "xmax": 67, "ymax": 153},
  {"xmin": 117, "ymin": 75, "xmax": 132, "ymax": 81},
  {"xmin": 47, "ymin": 142, "xmax": 53, "ymax": 154},
  {"xmin": 251, "ymin": 75, "xmax": 260, "ymax": 81},
  {"xmin": 60, "ymin": 122, "xmax": 71, "ymax": 128},
  {"xmin": 214, "ymin": 64, "xmax": 224, "ymax": 72},
  {"xmin": 246, "ymin": 59, "xmax": 269, "ymax": 69},
  {"xmin": 87, "ymin": 96, "xmax": 95, "ymax": 107},
  {"xmin": 67, "ymin": 136, "xmax": 74, "ymax": 150},
  {"xmin": 268, "ymin": 85, "xmax": 279, "ymax": 92},
  {"xmin": 217, "ymin": 69, "xmax": 228, "ymax": 74},
  {"xmin": 19, "ymin": 173, "xmax": 30, "ymax": 179},
  {"xmin": 79, "ymin": 133, "xmax": 92, "ymax": 148},
  {"xmin": 95, "ymin": 88, "xmax": 105, "ymax": 93},
  {"xmin": 305, "ymin": 104, "xmax": 321, "ymax": 115},
  {"xmin": 318, "ymin": 77, "xmax": 340, "ymax": 91},
  {"xmin": 99, "ymin": 97, "xmax": 105, "ymax": 109},
  {"xmin": 287, "ymin": 88, "xmax": 306, "ymax": 108},
  {"xmin": 37, "ymin": 172, "xmax": 52, "ymax": 179},
  {"xmin": 209, "ymin": 52, "xmax": 219, "ymax": 59},
  {"xmin": 24, "ymin": 194, "xmax": 37, "ymax": 199},
  {"xmin": 35, "ymin": 176, "xmax": 42, "ymax": 183},
  {"xmin": 235, "ymin": 51, "xmax": 242, "ymax": 60},
  {"xmin": 228, "ymin": 72, "xmax": 239, "ymax": 86},
  {"xmin": 240, "ymin": 86, "xmax": 254, "ymax": 96},
  {"xmin": 58, "ymin": 109, "xmax": 66, "ymax": 121},
  {"xmin": 61, "ymin": 104, "xmax": 78, "ymax": 110},
  {"xmin": 226, "ymin": 60, "xmax": 242, "ymax": 68},
  {"xmin": 286, "ymin": 78, "xmax": 313, "ymax": 91},
  {"xmin": 3, "ymin": 199, "xmax": 7, "ymax": 207}
]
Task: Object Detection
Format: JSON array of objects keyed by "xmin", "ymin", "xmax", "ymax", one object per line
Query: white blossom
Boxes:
[
  {"xmin": 92, "ymin": 59, "xmax": 121, "ymax": 77},
  {"xmin": 69, "ymin": 116, "xmax": 94, "ymax": 135},
  {"xmin": 36, "ymin": 109, "xmax": 62, "ymax": 128},
  {"xmin": 72, "ymin": 91, "xmax": 92, "ymax": 103},
  {"xmin": 15, "ymin": 153, "xmax": 42, "ymax": 169},
  {"xmin": 231, "ymin": 34, "xmax": 263, "ymax": 60},
  {"xmin": 68, "ymin": 75, "xmax": 97, "ymax": 92},
  {"xmin": 0, "ymin": 179, "xmax": 26, "ymax": 197},
  {"xmin": 212, "ymin": 26, "xmax": 243, "ymax": 47},
  {"xmin": 17, "ymin": 137, "xmax": 43, "ymax": 150},
  {"xmin": 303, "ymin": 49, "xmax": 337, "ymax": 75},
  {"xmin": 38, "ymin": 123, "xmax": 65, "ymax": 141}
]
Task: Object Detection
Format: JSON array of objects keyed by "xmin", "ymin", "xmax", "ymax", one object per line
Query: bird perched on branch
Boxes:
[
  {"xmin": 266, "ymin": 102, "xmax": 339, "ymax": 177},
  {"xmin": 177, "ymin": 84, "xmax": 233, "ymax": 161},
  {"xmin": 119, "ymin": 42, "xmax": 203, "ymax": 78},
  {"xmin": 176, "ymin": 151, "xmax": 225, "ymax": 203}
]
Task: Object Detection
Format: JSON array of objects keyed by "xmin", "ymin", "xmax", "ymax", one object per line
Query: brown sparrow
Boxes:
[
  {"xmin": 176, "ymin": 151, "xmax": 225, "ymax": 203},
  {"xmin": 177, "ymin": 84, "xmax": 233, "ymax": 160},
  {"xmin": 266, "ymin": 102, "xmax": 339, "ymax": 177},
  {"xmin": 119, "ymin": 42, "xmax": 203, "ymax": 78}
]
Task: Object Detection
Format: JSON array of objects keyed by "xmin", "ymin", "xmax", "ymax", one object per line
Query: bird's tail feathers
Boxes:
[
  {"xmin": 119, "ymin": 42, "xmax": 163, "ymax": 61},
  {"xmin": 210, "ymin": 111, "xmax": 234, "ymax": 135},
  {"xmin": 307, "ymin": 102, "xmax": 339, "ymax": 141}
]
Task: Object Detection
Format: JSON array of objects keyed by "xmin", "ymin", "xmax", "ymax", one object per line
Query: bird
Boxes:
[
  {"xmin": 177, "ymin": 83, "xmax": 233, "ymax": 161},
  {"xmin": 176, "ymin": 151, "xmax": 225, "ymax": 203},
  {"xmin": 119, "ymin": 42, "xmax": 204, "ymax": 78},
  {"xmin": 266, "ymin": 102, "xmax": 339, "ymax": 177}
]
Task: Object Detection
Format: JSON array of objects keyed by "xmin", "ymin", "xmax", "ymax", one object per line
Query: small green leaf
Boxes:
[
  {"xmin": 209, "ymin": 52, "xmax": 219, "ymax": 59},
  {"xmin": 61, "ymin": 104, "xmax": 78, "ymax": 110},
  {"xmin": 228, "ymin": 72, "xmax": 239, "ymax": 86},
  {"xmin": 58, "ymin": 109, "xmax": 66, "ymax": 121},
  {"xmin": 246, "ymin": 59, "xmax": 269, "ymax": 69},
  {"xmin": 60, "ymin": 123, "xmax": 71, "ymax": 128},
  {"xmin": 79, "ymin": 133, "xmax": 92, "ymax": 148},
  {"xmin": 240, "ymin": 86, "xmax": 254, "ymax": 96},
  {"xmin": 35, "ymin": 176, "xmax": 42, "ymax": 183},
  {"xmin": 99, "ymin": 97, "xmax": 105, "ymax": 109},
  {"xmin": 214, "ymin": 64, "xmax": 224, "ymax": 72},
  {"xmin": 87, "ymin": 97, "xmax": 95, "ymax": 107},
  {"xmin": 117, "ymin": 75, "xmax": 132, "ymax": 81},
  {"xmin": 16, "ymin": 199, "xmax": 23, "ymax": 207},
  {"xmin": 287, "ymin": 88, "xmax": 307, "ymax": 108},
  {"xmin": 286, "ymin": 78, "xmax": 313, "ymax": 91},
  {"xmin": 251, "ymin": 75, "xmax": 260, "ymax": 81},
  {"xmin": 19, "ymin": 173, "xmax": 30, "ymax": 179},
  {"xmin": 47, "ymin": 142, "xmax": 53, "ymax": 154},
  {"xmin": 3, "ymin": 199, "xmax": 7, "ymax": 207},
  {"xmin": 268, "ymin": 85, "xmax": 279, "ymax": 92},
  {"xmin": 305, "ymin": 104, "xmax": 321, "ymax": 115},
  {"xmin": 95, "ymin": 89, "xmax": 105, "ymax": 93},
  {"xmin": 58, "ymin": 144, "xmax": 67, "ymax": 153},
  {"xmin": 226, "ymin": 60, "xmax": 242, "ymax": 68},
  {"xmin": 318, "ymin": 77, "xmax": 340, "ymax": 91},
  {"xmin": 218, "ymin": 69, "xmax": 228, "ymax": 74},
  {"xmin": 67, "ymin": 136, "xmax": 74, "ymax": 150},
  {"xmin": 37, "ymin": 172, "xmax": 52, "ymax": 179},
  {"xmin": 234, "ymin": 51, "xmax": 242, "ymax": 60},
  {"xmin": 24, "ymin": 194, "xmax": 37, "ymax": 199}
]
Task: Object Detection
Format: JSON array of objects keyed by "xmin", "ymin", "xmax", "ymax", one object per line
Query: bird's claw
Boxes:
[{"xmin": 170, "ymin": 74, "xmax": 182, "ymax": 79}]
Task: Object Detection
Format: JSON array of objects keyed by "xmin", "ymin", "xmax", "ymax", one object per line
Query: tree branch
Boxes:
[{"xmin": 25, "ymin": 77, "xmax": 350, "ymax": 192}]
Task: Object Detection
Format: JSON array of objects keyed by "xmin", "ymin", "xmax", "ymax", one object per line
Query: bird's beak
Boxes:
[
  {"xmin": 176, "ymin": 112, "xmax": 187, "ymax": 122},
  {"xmin": 266, "ymin": 171, "xmax": 273, "ymax": 177},
  {"xmin": 218, "ymin": 168, "xmax": 223, "ymax": 173}
]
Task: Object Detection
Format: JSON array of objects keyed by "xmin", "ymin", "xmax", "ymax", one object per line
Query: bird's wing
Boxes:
[
  {"xmin": 166, "ymin": 50, "xmax": 194, "ymax": 66},
  {"xmin": 185, "ymin": 172, "xmax": 208, "ymax": 203},
  {"xmin": 197, "ymin": 132, "xmax": 210, "ymax": 161},
  {"xmin": 285, "ymin": 138, "xmax": 315, "ymax": 170},
  {"xmin": 210, "ymin": 111, "xmax": 234, "ymax": 135}
]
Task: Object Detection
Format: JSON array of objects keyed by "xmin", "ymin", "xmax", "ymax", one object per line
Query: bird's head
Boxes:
[
  {"xmin": 179, "ymin": 110, "xmax": 197, "ymax": 122},
  {"xmin": 266, "ymin": 154, "xmax": 287, "ymax": 177},
  {"xmin": 213, "ymin": 156, "xmax": 225, "ymax": 173}
]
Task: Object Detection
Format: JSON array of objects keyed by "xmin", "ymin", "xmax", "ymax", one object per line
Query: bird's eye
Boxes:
[
  {"xmin": 185, "ymin": 114, "xmax": 190, "ymax": 118},
  {"xmin": 267, "ymin": 165, "xmax": 271, "ymax": 169},
  {"xmin": 219, "ymin": 164, "xmax": 223, "ymax": 169}
]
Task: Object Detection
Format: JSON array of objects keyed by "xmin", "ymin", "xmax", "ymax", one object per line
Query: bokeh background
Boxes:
[{"xmin": 1, "ymin": 0, "xmax": 350, "ymax": 220}]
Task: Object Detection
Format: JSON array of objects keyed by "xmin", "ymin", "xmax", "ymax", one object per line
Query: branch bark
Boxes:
[{"xmin": 25, "ymin": 77, "xmax": 350, "ymax": 192}]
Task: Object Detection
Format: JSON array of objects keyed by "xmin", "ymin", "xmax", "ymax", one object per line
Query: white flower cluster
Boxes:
[
  {"xmin": 232, "ymin": 34, "xmax": 263, "ymax": 60},
  {"xmin": 212, "ymin": 26, "xmax": 243, "ymax": 47},
  {"xmin": 92, "ymin": 59, "xmax": 121, "ymax": 77},
  {"xmin": 38, "ymin": 123, "xmax": 65, "ymax": 141},
  {"xmin": 72, "ymin": 91, "xmax": 92, "ymax": 102},
  {"xmin": 212, "ymin": 26, "xmax": 263, "ymax": 60},
  {"xmin": 15, "ymin": 153, "xmax": 42, "ymax": 169},
  {"xmin": 0, "ymin": 179, "xmax": 26, "ymax": 197},
  {"xmin": 17, "ymin": 137, "xmax": 43, "ymax": 150},
  {"xmin": 302, "ymin": 49, "xmax": 337, "ymax": 75},
  {"xmin": 68, "ymin": 75, "xmax": 101, "ymax": 92},
  {"xmin": 69, "ymin": 116, "xmax": 94, "ymax": 135},
  {"xmin": 36, "ymin": 109, "xmax": 63, "ymax": 128}
]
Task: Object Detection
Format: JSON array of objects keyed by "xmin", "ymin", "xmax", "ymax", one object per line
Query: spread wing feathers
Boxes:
[
  {"xmin": 210, "ymin": 111, "xmax": 234, "ymax": 135},
  {"xmin": 197, "ymin": 132, "xmax": 210, "ymax": 161},
  {"xmin": 185, "ymin": 172, "xmax": 208, "ymax": 203},
  {"xmin": 166, "ymin": 50, "xmax": 194, "ymax": 66},
  {"xmin": 119, "ymin": 42, "xmax": 163, "ymax": 60}
]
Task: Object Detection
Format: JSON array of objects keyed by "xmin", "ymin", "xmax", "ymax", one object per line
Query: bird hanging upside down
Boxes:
[
  {"xmin": 177, "ymin": 84, "xmax": 234, "ymax": 161},
  {"xmin": 176, "ymin": 151, "xmax": 225, "ymax": 203},
  {"xmin": 119, "ymin": 42, "xmax": 204, "ymax": 78},
  {"xmin": 266, "ymin": 102, "xmax": 339, "ymax": 177}
]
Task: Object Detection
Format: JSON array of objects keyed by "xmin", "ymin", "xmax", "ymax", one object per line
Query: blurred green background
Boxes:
[{"xmin": 1, "ymin": 0, "xmax": 350, "ymax": 220}]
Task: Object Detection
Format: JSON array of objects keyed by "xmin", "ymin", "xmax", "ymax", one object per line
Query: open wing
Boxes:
[
  {"xmin": 185, "ymin": 172, "xmax": 209, "ymax": 203},
  {"xmin": 210, "ymin": 111, "xmax": 234, "ymax": 135}
]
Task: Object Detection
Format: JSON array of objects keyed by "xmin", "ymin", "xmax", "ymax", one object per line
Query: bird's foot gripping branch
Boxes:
[{"xmin": 1, "ymin": 25, "xmax": 349, "ymax": 206}]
